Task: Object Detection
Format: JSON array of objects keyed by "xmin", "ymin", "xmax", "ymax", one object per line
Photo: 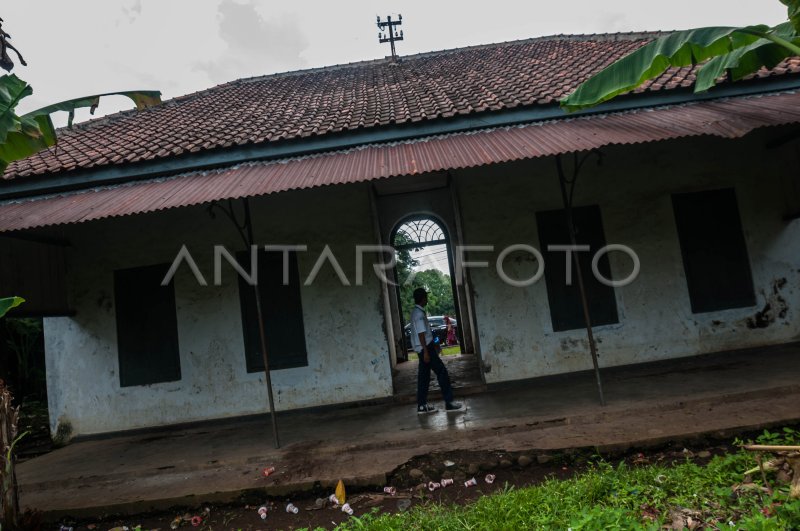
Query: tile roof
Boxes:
[{"xmin": 5, "ymin": 32, "xmax": 800, "ymax": 181}]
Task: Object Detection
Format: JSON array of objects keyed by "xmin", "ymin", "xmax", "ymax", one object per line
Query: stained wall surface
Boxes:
[
  {"xmin": 44, "ymin": 185, "xmax": 393, "ymax": 436},
  {"xmin": 455, "ymin": 130, "xmax": 800, "ymax": 383},
  {"xmin": 42, "ymin": 127, "xmax": 800, "ymax": 436}
]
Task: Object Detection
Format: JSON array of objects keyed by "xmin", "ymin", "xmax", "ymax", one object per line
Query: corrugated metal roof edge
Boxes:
[
  {"xmin": 2, "ymin": 89, "xmax": 799, "ymax": 234},
  {"xmin": 4, "ymin": 74, "xmax": 800, "ymax": 203}
]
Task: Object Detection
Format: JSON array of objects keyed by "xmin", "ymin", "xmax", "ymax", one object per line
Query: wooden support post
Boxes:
[
  {"xmin": 555, "ymin": 154, "xmax": 606, "ymax": 406},
  {"xmin": 209, "ymin": 199, "xmax": 280, "ymax": 448}
]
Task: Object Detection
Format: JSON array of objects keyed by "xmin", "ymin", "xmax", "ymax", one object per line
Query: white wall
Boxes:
[
  {"xmin": 42, "ymin": 127, "xmax": 800, "ymax": 436},
  {"xmin": 456, "ymin": 129, "xmax": 800, "ymax": 383},
  {"xmin": 44, "ymin": 184, "xmax": 393, "ymax": 437}
]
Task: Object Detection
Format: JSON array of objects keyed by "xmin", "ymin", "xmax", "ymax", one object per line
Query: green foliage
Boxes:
[
  {"xmin": 407, "ymin": 269, "xmax": 455, "ymax": 317},
  {"xmin": 329, "ymin": 430, "xmax": 800, "ymax": 530},
  {"xmin": 560, "ymin": 0, "xmax": 800, "ymax": 112},
  {"xmin": 568, "ymin": 506, "xmax": 653, "ymax": 530},
  {"xmin": 4, "ymin": 318, "xmax": 44, "ymax": 398},
  {"xmin": 0, "ymin": 74, "xmax": 161, "ymax": 174},
  {"xmin": 394, "ymin": 232, "xmax": 419, "ymax": 322},
  {"xmin": 0, "ymin": 75, "xmax": 51, "ymax": 175},
  {"xmin": 394, "ymin": 233, "xmax": 456, "ymax": 322},
  {"xmin": 0, "ymin": 75, "xmax": 31, "ymax": 144},
  {"xmin": 783, "ymin": 0, "xmax": 800, "ymax": 33},
  {"xmin": 756, "ymin": 427, "xmax": 800, "ymax": 445},
  {"xmin": 28, "ymin": 90, "xmax": 162, "ymax": 128},
  {"xmin": 398, "ymin": 267, "xmax": 456, "ymax": 322},
  {"xmin": 0, "ymin": 297, "xmax": 24, "ymax": 319}
]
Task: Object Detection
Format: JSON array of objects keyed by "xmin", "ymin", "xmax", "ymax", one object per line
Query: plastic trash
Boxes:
[
  {"xmin": 329, "ymin": 493, "xmax": 340, "ymax": 506},
  {"xmin": 190, "ymin": 516, "xmax": 203, "ymax": 527},
  {"xmin": 341, "ymin": 503, "xmax": 354, "ymax": 515},
  {"xmin": 286, "ymin": 503, "xmax": 299, "ymax": 514},
  {"xmin": 485, "ymin": 473, "xmax": 496, "ymax": 484},
  {"xmin": 262, "ymin": 466, "xmax": 276, "ymax": 477},
  {"xmin": 383, "ymin": 486, "xmax": 397, "ymax": 495},
  {"xmin": 464, "ymin": 477, "xmax": 478, "ymax": 487},
  {"xmin": 441, "ymin": 478, "xmax": 454, "ymax": 487},
  {"xmin": 443, "ymin": 460, "xmax": 455, "ymax": 467},
  {"xmin": 170, "ymin": 517, "xmax": 182, "ymax": 529},
  {"xmin": 258, "ymin": 506, "xmax": 268, "ymax": 520},
  {"xmin": 428, "ymin": 481, "xmax": 441, "ymax": 491}
]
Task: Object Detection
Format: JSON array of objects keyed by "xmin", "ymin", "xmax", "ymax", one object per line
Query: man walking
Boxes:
[{"xmin": 410, "ymin": 287, "xmax": 463, "ymax": 414}]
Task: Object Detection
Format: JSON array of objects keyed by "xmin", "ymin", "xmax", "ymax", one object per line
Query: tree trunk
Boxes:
[{"xmin": 0, "ymin": 382, "xmax": 19, "ymax": 528}]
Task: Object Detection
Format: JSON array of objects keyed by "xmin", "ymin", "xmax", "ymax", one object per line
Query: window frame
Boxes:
[
  {"xmin": 237, "ymin": 249, "xmax": 309, "ymax": 372},
  {"xmin": 671, "ymin": 188, "xmax": 756, "ymax": 314},
  {"xmin": 114, "ymin": 263, "xmax": 182, "ymax": 387},
  {"xmin": 536, "ymin": 204, "xmax": 620, "ymax": 332}
]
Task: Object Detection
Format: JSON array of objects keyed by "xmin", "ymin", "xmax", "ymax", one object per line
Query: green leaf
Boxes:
[
  {"xmin": 782, "ymin": 0, "xmax": 800, "ymax": 33},
  {"xmin": 0, "ymin": 113, "xmax": 55, "ymax": 165},
  {"xmin": 560, "ymin": 26, "xmax": 770, "ymax": 112},
  {"xmin": 0, "ymin": 74, "xmax": 32, "ymax": 145},
  {"xmin": 0, "ymin": 88, "xmax": 161, "ymax": 172},
  {"xmin": 0, "ymin": 297, "xmax": 25, "ymax": 318},
  {"xmin": 696, "ymin": 24, "xmax": 800, "ymax": 90},
  {"xmin": 0, "ymin": 75, "xmax": 50, "ymax": 173},
  {"xmin": 24, "ymin": 90, "xmax": 162, "ymax": 128}
]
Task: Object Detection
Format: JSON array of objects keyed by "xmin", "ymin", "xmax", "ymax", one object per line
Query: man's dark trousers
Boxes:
[{"xmin": 417, "ymin": 341, "xmax": 454, "ymax": 406}]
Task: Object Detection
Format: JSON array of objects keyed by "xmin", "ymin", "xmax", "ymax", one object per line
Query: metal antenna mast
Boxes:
[{"xmin": 377, "ymin": 14, "xmax": 404, "ymax": 61}]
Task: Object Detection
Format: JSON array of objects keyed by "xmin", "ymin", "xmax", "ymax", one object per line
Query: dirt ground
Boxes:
[{"xmin": 40, "ymin": 433, "xmax": 747, "ymax": 531}]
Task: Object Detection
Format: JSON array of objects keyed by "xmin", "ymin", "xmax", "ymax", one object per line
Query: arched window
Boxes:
[{"xmin": 393, "ymin": 217, "xmax": 447, "ymax": 250}]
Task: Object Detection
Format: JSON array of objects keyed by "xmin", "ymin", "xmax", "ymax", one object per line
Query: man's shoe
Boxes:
[
  {"xmin": 445, "ymin": 402, "xmax": 464, "ymax": 412},
  {"xmin": 417, "ymin": 403, "xmax": 437, "ymax": 414}
]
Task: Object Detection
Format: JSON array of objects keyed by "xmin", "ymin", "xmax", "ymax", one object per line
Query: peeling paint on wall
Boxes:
[
  {"xmin": 459, "ymin": 131, "xmax": 800, "ymax": 384},
  {"xmin": 492, "ymin": 336, "xmax": 514, "ymax": 354},
  {"xmin": 745, "ymin": 278, "xmax": 790, "ymax": 329},
  {"xmin": 43, "ymin": 186, "xmax": 394, "ymax": 437}
]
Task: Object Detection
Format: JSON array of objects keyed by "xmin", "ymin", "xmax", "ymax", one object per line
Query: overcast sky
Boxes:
[{"xmin": 4, "ymin": 1, "xmax": 788, "ymax": 124}]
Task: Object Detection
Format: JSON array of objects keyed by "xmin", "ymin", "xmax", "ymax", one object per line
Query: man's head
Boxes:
[{"xmin": 413, "ymin": 287, "xmax": 428, "ymax": 306}]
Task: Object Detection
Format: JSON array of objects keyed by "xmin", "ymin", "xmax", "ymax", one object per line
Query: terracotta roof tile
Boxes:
[{"xmin": 4, "ymin": 33, "xmax": 800, "ymax": 181}]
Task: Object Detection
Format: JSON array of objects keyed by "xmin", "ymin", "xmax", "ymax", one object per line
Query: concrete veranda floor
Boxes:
[{"xmin": 19, "ymin": 342, "xmax": 800, "ymax": 518}]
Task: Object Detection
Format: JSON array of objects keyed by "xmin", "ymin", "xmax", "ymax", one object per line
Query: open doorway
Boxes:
[{"xmin": 390, "ymin": 216, "xmax": 483, "ymax": 397}]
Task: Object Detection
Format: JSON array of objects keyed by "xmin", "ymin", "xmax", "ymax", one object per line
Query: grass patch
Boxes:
[
  {"xmin": 329, "ymin": 428, "xmax": 800, "ymax": 530},
  {"xmin": 407, "ymin": 346, "xmax": 462, "ymax": 361}
]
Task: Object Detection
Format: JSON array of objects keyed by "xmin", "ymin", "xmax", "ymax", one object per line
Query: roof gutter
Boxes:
[{"xmin": 3, "ymin": 76, "xmax": 800, "ymax": 202}]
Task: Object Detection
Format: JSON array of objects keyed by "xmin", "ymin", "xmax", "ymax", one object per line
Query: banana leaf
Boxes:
[
  {"xmin": 0, "ymin": 73, "xmax": 161, "ymax": 174},
  {"xmin": 0, "ymin": 74, "xmax": 31, "ymax": 145},
  {"xmin": 27, "ymin": 90, "xmax": 162, "ymax": 128},
  {"xmin": 782, "ymin": 0, "xmax": 800, "ymax": 33},
  {"xmin": 0, "ymin": 296, "xmax": 24, "ymax": 318},
  {"xmin": 696, "ymin": 22, "xmax": 800, "ymax": 90},
  {"xmin": 559, "ymin": 25, "xmax": 798, "ymax": 112}
]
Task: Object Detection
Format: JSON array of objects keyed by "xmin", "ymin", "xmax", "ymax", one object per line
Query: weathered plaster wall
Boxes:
[
  {"xmin": 44, "ymin": 184, "xmax": 393, "ymax": 437},
  {"xmin": 42, "ymin": 126, "xmax": 800, "ymax": 436},
  {"xmin": 456, "ymin": 129, "xmax": 800, "ymax": 383}
]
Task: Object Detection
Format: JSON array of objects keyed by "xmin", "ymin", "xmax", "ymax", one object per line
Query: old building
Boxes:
[{"xmin": 1, "ymin": 33, "xmax": 798, "ymax": 437}]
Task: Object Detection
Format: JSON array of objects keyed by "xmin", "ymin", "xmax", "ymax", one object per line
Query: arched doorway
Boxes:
[{"xmin": 390, "ymin": 215, "xmax": 482, "ymax": 397}]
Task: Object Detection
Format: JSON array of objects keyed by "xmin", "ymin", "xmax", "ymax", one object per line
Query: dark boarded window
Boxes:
[
  {"xmin": 238, "ymin": 250, "xmax": 308, "ymax": 371},
  {"xmin": 536, "ymin": 205, "xmax": 619, "ymax": 332},
  {"xmin": 114, "ymin": 264, "xmax": 181, "ymax": 387},
  {"xmin": 672, "ymin": 188, "xmax": 755, "ymax": 313}
]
